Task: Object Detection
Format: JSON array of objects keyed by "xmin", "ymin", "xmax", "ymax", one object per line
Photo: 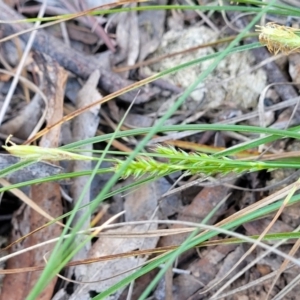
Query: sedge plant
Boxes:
[{"xmin": 2, "ymin": 1, "xmax": 300, "ymax": 300}]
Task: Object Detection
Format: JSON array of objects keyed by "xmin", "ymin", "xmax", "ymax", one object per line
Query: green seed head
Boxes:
[{"xmin": 256, "ymin": 22, "xmax": 300, "ymax": 55}]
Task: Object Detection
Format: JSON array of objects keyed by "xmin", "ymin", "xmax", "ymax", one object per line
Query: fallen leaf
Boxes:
[
  {"xmin": 0, "ymin": 53, "xmax": 67, "ymax": 300},
  {"xmin": 69, "ymin": 69, "xmax": 101, "ymax": 281},
  {"xmin": 70, "ymin": 180, "xmax": 160, "ymax": 299}
]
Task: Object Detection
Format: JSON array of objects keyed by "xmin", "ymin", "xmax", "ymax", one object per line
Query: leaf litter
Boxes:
[{"xmin": 0, "ymin": 1, "xmax": 300, "ymax": 300}]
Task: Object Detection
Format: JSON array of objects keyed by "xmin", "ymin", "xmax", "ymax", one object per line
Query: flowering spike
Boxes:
[
  {"xmin": 112, "ymin": 145, "xmax": 282, "ymax": 179},
  {"xmin": 256, "ymin": 22, "xmax": 300, "ymax": 55}
]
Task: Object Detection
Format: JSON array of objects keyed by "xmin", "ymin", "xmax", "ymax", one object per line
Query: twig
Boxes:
[{"xmin": 0, "ymin": 2, "xmax": 158, "ymax": 104}]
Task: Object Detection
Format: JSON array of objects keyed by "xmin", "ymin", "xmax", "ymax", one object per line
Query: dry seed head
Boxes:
[{"xmin": 256, "ymin": 22, "xmax": 300, "ymax": 55}]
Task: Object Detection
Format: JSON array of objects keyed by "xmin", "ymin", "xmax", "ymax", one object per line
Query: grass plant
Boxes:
[{"xmin": 2, "ymin": 0, "xmax": 300, "ymax": 299}]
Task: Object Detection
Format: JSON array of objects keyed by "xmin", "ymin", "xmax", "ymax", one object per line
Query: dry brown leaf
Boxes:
[
  {"xmin": 115, "ymin": 4, "xmax": 139, "ymax": 77},
  {"xmin": 170, "ymin": 245, "xmax": 244, "ymax": 300},
  {"xmin": 69, "ymin": 69, "xmax": 101, "ymax": 281},
  {"xmin": 0, "ymin": 53, "xmax": 67, "ymax": 300},
  {"xmin": 0, "ymin": 178, "xmax": 63, "ymax": 226},
  {"xmin": 70, "ymin": 180, "xmax": 159, "ymax": 299},
  {"xmin": 0, "ymin": 154, "xmax": 62, "ymax": 183},
  {"xmin": 0, "ymin": 1, "xmax": 158, "ymax": 105},
  {"xmin": 70, "ymin": 223, "xmax": 158, "ymax": 300},
  {"xmin": 0, "ymin": 94, "xmax": 44, "ymax": 140},
  {"xmin": 159, "ymin": 185, "xmax": 230, "ymax": 248},
  {"xmin": 138, "ymin": 0, "xmax": 167, "ymax": 62}
]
